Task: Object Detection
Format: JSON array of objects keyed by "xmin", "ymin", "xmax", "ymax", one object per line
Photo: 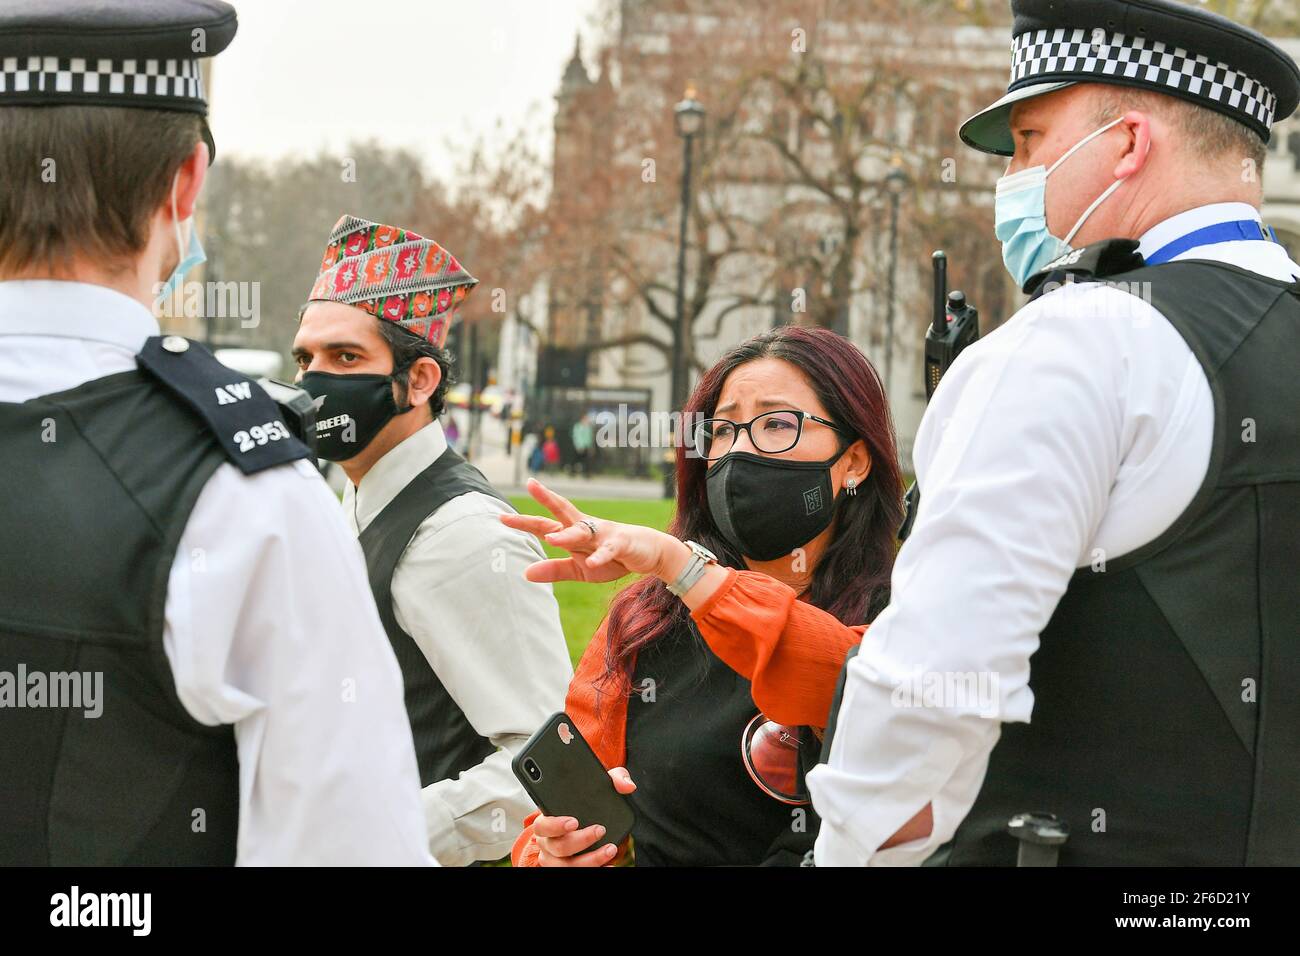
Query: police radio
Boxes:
[
  {"xmin": 923, "ymin": 251, "xmax": 980, "ymax": 401},
  {"xmin": 898, "ymin": 251, "xmax": 981, "ymax": 541},
  {"xmin": 256, "ymin": 378, "xmax": 319, "ymax": 456}
]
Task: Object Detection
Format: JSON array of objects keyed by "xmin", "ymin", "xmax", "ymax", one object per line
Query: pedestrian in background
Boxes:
[
  {"xmin": 542, "ymin": 426, "xmax": 562, "ymax": 472},
  {"xmin": 571, "ymin": 414, "xmax": 594, "ymax": 478}
]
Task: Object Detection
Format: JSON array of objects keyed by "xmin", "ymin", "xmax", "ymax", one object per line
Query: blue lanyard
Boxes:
[{"xmin": 1145, "ymin": 219, "xmax": 1280, "ymax": 265}]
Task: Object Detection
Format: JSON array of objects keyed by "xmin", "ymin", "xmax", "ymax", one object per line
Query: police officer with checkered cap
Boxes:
[
  {"xmin": 808, "ymin": 0, "xmax": 1300, "ymax": 865},
  {"xmin": 0, "ymin": 1, "xmax": 433, "ymax": 864}
]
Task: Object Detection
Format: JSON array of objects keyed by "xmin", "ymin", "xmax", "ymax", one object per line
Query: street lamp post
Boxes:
[
  {"xmin": 883, "ymin": 156, "xmax": 909, "ymax": 395},
  {"xmin": 666, "ymin": 87, "xmax": 704, "ymax": 499},
  {"xmin": 672, "ymin": 87, "xmax": 705, "ymax": 416}
]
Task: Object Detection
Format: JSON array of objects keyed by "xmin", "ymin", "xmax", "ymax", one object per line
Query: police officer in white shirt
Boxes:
[
  {"xmin": 293, "ymin": 214, "xmax": 573, "ymax": 866},
  {"xmin": 0, "ymin": 0, "xmax": 432, "ymax": 866},
  {"xmin": 809, "ymin": 0, "xmax": 1300, "ymax": 865}
]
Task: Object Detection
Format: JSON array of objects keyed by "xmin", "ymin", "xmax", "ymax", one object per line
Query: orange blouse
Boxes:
[{"xmin": 510, "ymin": 566, "xmax": 867, "ymax": 867}]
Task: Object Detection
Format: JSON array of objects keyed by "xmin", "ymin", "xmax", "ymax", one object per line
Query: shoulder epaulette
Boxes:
[
  {"xmin": 137, "ymin": 336, "xmax": 313, "ymax": 475},
  {"xmin": 1025, "ymin": 238, "xmax": 1144, "ymax": 301}
]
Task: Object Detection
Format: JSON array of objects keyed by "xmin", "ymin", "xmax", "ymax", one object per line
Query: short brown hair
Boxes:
[
  {"xmin": 1090, "ymin": 85, "xmax": 1268, "ymax": 173},
  {"xmin": 0, "ymin": 105, "xmax": 203, "ymax": 276}
]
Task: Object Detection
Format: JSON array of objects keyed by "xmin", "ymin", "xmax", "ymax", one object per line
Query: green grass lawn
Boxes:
[{"xmin": 507, "ymin": 496, "xmax": 676, "ymax": 667}]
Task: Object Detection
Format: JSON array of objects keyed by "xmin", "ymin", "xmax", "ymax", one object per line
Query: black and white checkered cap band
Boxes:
[
  {"xmin": 1011, "ymin": 28, "xmax": 1277, "ymax": 133},
  {"xmin": 0, "ymin": 55, "xmax": 205, "ymax": 104}
]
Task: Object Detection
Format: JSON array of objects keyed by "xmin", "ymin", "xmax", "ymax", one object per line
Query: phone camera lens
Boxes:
[{"xmin": 523, "ymin": 758, "xmax": 542, "ymax": 783}]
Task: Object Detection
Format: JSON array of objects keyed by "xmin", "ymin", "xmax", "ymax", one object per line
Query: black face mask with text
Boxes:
[
  {"xmin": 298, "ymin": 370, "xmax": 410, "ymax": 462},
  {"xmin": 705, "ymin": 444, "xmax": 849, "ymax": 562}
]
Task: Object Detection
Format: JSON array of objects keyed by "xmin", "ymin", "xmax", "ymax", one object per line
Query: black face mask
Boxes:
[
  {"xmin": 298, "ymin": 370, "xmax": 410, "ymax": 462},
  {"xmin": 705, "ymin": 445, "xmax": 848, "ymax": 562}
]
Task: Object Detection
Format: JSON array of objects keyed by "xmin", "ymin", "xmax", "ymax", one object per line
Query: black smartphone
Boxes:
[{"xmin": 512, "ymin": 712, "xmax": 636, "ymax": 847}]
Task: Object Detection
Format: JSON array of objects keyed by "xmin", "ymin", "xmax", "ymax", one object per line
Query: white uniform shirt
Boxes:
[
  {"xmin": 342, "ymin": 421, "xmax": 572, "ymax": 866},
  {"xmin": 807, "ymin": 203, "xmax": 1300, "ymax": 866},
  {"xmin": 0, "ymin": 280, "xmax": 434, "ymax": 866}
]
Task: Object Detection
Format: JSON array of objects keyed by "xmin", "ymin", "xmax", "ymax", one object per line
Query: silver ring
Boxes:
[{"xmin": 579, "ymin": 518, "xmax": 599, "ymax": 537}]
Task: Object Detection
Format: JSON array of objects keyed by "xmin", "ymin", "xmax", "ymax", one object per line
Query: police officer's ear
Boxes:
[
  {"xmin": 164, "ymin": 140, "xmax": 209, "ymax": 225},
  {"xmin": 402, "ymin": 356, "xmax": 443, "ymax": 411},
  {"xmin": 1113, "ymin": 110, "xmax": 1152, "ymax": 182}
]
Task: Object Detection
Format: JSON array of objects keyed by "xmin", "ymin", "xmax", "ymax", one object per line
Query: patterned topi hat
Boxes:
[{"xmin": 306, "ymin": 214, "xmax": 479, "ymax": 349}]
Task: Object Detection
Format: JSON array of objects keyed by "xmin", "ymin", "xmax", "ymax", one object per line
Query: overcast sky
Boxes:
[{"xmin": 210, "ymin": 0, "xmax": 605, "ymax": 181}]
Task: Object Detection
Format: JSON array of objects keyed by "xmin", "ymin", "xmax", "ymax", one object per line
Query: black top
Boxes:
[{"xmin": 624, "ymin": 618, "xmax": 812, "ymax": 866}]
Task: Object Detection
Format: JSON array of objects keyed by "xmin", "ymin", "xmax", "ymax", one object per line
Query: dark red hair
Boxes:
[{"xmin": 598, "ymin": 325, "xmax": 904, "ymax": 696}]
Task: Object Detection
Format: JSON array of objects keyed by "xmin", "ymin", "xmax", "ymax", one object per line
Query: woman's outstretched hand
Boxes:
[{"xmin": 499, "ymin": 478, "xmax": 683, "ymax": 585}]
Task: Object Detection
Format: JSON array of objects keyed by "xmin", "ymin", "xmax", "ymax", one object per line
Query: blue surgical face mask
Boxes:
[
  {"xmin": 154, "ymin": 171, "xmax": 206, "ymax": 309},
  {"xmin": 994, "ymin": 116, "xmax": 1128, "ymax": 289}
]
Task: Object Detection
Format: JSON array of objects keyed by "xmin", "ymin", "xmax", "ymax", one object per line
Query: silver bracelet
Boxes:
[{"xmin": 667, "ymin": 540, "xmax": 717, "ymax": 598}]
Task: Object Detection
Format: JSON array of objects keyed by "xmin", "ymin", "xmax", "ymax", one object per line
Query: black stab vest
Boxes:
[
  {"xmin": 356, "ymin": 445, "xmax": 504, "ymax": 788},
  {"xmin": 0, "ymin": 370, "xmax": 240, "ymax": 865},
  {"xmin": 935, "ymin": 260, "xmax": 1300, "ymax": 866}
]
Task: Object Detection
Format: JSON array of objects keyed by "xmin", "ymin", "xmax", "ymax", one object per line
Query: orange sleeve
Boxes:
[
  {"xmin": 689, "ymin": 567, "xmax": 867, "ymax": 729},
  {"xmin": 511, "ymin": 619, "xmax": 633, "ymax": 867}
]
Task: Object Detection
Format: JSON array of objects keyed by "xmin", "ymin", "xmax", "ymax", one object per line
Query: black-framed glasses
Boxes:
[{"xmin": 692, "ymin": 409, "xmax": 849, "ymax": 461}]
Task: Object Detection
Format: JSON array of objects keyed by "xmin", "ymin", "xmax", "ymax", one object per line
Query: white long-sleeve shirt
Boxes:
[
  {"xmin": 807, "ymin": 202, "xmax": 1300, "ymax": 866},
  {"xmin": 0, "ymin": 279, "xmax": 434, "ymax": 866},
  {"xmin": 342, "ymin": 421, "xmax": 573, "ymax": 866}
]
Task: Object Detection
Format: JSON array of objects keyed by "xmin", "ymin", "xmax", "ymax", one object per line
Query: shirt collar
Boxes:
[
  {"xmin": 346, "ymin": 419, "xmax": 449, "ymax": 532},
  {"xmin": 1137, "ymin": 202, "xmax": 1264, "ymax": 260},
  {"xmin": 0, "ymin": 280, "xmax": 159, "ymax": 351}
]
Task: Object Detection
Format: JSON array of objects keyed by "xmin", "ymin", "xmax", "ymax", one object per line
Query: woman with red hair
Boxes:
[{"xmin": 502, "ymin": 326, "xmax": 906, "ymax": 866}]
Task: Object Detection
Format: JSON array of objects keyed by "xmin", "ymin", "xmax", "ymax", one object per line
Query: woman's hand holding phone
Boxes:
[{"xmin": 534, "ymin": 767, "xmax": 637, "ymax": 867}]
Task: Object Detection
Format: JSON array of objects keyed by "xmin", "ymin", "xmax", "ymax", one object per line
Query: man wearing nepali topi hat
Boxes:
[
  {"xmin": 810, "ymin": 0, "xmax": 1300, "ymax": 865},
  {"xmin": 293, "ymin": 214, "xmax": 572, "ymax": 866}
]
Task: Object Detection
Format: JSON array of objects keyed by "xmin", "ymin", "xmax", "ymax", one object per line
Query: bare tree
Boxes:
[{"xmin": 536, "ymin": 0, "xmax": 1015, "ymax": 405}]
